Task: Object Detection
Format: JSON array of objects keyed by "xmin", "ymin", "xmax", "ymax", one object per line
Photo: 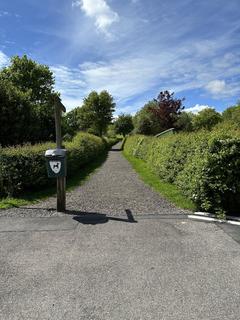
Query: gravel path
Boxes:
[{"xmin": 0, "ymin": 142, "xmax": 189, "ymax": 217}]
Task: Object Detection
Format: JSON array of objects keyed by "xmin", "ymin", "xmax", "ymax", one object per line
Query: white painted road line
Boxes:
[
  {"xmin": 194, "ymin": 212, "xmax": 211, "ymax": 216},
  {"xmin": 188, "ymin": 215, "xmax": 240, "ymax": 226},
  {"xmin": 188, "ymin": 215, "xmax": 218, "ymax": 222},
  {"xmin": 227, "ymin": 220, "xmax": 240, "ymax": 226},
  {"xmin": 193, "ymin": 211, "xmax": 240, "ymax": 222}
]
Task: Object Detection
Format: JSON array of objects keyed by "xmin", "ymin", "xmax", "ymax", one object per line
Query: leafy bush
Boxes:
[
  {"xmin": 124, "ymin": 125, "xmax": 240, "ymax": 214},
  {"xmin": 133, "ymin": 101, "xmax": 162, "ymax": 135},
  {"xmin": 0, "ymin": 132, "xmax": 118, "ymax": 197},
  {"xmin": 192, "ymin": 108, "xmax": 222, "ymax": 131},
  {"xmin": 222, "ymin": 104, "xmax": 240, "ymax": 126},
  {"xmin": 176, "ymin": 137, "xmax": 240, "ymax": 214}
]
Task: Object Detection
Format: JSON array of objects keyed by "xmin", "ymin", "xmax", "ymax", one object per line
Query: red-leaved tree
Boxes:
[{"xmin": 150, "ymin": 91, "xmax": 185, "ymax": 130}]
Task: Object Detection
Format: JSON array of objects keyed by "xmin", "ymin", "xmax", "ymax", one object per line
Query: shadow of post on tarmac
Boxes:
[{"xmin": 70, "ymin": 209, "xmax": 137, "ymax": 225}]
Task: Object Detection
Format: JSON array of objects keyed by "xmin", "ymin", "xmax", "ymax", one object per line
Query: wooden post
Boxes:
[{"xmin": 54, "ymin": 96, "xmax": 66, "ymax": 212}]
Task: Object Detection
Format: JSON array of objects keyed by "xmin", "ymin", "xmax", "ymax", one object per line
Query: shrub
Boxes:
[
  {"xmin": 192, "ymin": 108, "xmax": 222, "ymax": 131},
  {"xmin": 124, "ymin": 126, "xmax": 240, "ymax": 215},
  {"xmin": 0, "ymin": 132, "xmax": 119, "ymax": 197},
  {"xmin": 176, "ymin": 136, "xmax": 240, "ymax": 214},
  {"xmin": 133, "ymin": 101, "xmax": 163, "ymax": 135}
]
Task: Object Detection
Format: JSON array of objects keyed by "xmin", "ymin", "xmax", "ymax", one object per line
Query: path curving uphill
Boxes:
[{"xmin": 0, "ymin": 142, "xmax": 188, "ymax": 217}]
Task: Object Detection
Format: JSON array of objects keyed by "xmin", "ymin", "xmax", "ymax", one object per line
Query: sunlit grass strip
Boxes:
[{"xmin": 123, "ymin": 151, "xmax": 196, "ymax": 211}]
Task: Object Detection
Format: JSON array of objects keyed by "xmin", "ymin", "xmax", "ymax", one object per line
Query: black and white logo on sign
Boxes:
[{"xmin": 50, "ymin": 161, "xmax": 61, "ymax": 174}]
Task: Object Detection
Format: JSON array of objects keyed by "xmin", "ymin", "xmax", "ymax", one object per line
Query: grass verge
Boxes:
[
  {"xmin": 0, "ymin": 151, "xmax": 108, "ymax": 209},
  {"xmin": 123, "ymin": 151, "xmax": 196, "ymax": 211}
]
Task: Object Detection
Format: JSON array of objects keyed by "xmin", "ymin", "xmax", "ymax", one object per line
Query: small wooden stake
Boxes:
[{"xmin": 54, "ymin": 96, "xmax": 66, "ymax": 212}]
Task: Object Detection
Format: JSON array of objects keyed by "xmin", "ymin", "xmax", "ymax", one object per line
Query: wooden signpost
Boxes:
[{"xmin": 54, "ymin": 96, "xmax": 66, "ymax": 212}]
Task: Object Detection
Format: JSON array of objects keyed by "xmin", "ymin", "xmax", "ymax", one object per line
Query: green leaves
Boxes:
[
  {"xmin": 0, "ymin": 80, "xmax": 32, "ymax": 146},
  {"xmin": 192, "ymin": 108, "xmax": 222, "ymax": 131},
  {"xmin": 124, "ymin": 126, "xmax": 240, "ymax": 215},
  {"xmin": 80, "ymin": 90, "xmax": 115, "ymax": 136},
  {"xmin": 133, "ymin": 100, "xmax": 162, "ymax": 135},
  {"xmin": 0, "ymin": 133, "xmax": 117, "ymax": 197},
  {"xmin": 0, "ymin": 55, "xmax": 56, "ymax": 146},
  {"xmin": 222, "ymin": 104, "xmax": 240, "ymax": 126},
  {"xmin": 63, "ymin": 90, "xmax": 115, "ymax": 137},
  {"xmin": 114, "ymin": 114, "xmax": 134, "ymax": 137}
]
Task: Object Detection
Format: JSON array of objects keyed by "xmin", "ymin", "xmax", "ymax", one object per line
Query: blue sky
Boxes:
[{"xmin": 0, "ymin": 0, "xmax": 239, "ymax": 114}]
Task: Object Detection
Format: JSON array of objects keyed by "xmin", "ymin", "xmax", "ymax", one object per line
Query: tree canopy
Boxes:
[
  {"xmin": 80, "ymin": 90, "xmax": 115, "ymax": 136},
  {"xmin": 222, "ymin": 104, "xmax": 240, "ymax": 126},
  {"xmin": 0, "ymin": 80, "xmax": 32, "ymax": 146},
  {"xmin": 150, "ymin": 91, "xmax": 185, "ymax": 130},
  {"xmin": 1, "ymin": 53, "xmax": 238, "ymax": 147},
  {"xmin": 133, "ymin": 101, "xmax": 162, "ymax": 135},
  {"xmin": 192, "ymin": 108, "xmax": 222, "ymax": 131},
  {"xmin": 114, "ymin": 114, "xmax": 134, "ymax": 136},
  {"xmin": 175, "ymin": 111, "xmax": 194, "ymax": 132},
  {"xmin": 0, "ymin": 55, "xmax": 57, "ymax": 146},
  {"xmin": 0, "ymin": 55, "xmax": 54, "ymax": 104},
  {"xmin": 63, "ymin": 107, "xmax": 82, "ymax": 137}
]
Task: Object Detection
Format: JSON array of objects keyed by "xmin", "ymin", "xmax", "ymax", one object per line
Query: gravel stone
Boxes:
[{"xmin": 0, "ymin": 143, "xmax": 189, "ymax": 218}]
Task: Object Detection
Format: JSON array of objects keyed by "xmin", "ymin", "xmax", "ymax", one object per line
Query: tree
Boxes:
[
  {"xmin": 0, "ymin": 55, "xmax": 54, "ymax": 104},
  {"xmin": 81, "ymin": 90, "xmax": 115, "ymax": 136},
  {"xmin": 134, "ymin": 101, "xmax": 163, "ymax": 135},
  {"xmin": 77, "ymin": 100, "xmax": 97, "ymax": 133},
  {"xmin": 150, "ymin": 91, "xmax": 185, "ymax": 130},
  {"xmin": 0, "ymin": 55, "xmax": 57, "ymax": 144},
  {"xmin": 192, "ymin": 108, "xmax": 222, "ymax": 130},
  {"xmin": 63, "ymin": 104, "xmax": 94, "ymax": 137},
  {"xmin": 62, "ymin": 108, "xmax": 78, "ymax": 137},
  {"xmin": 106, "ymin": 124, "xmax": 116, "ymax": 137},
  {"xmin": 114, "ymin": 114, "xmax": 134, "ymax": 137},
  {"xmin": 175, "ymin": 111, "xmax": 194, "ymax": 132},
  {"xmin": 222, "ymin": 103, "xmax": 240, "ymax": 126},
  {"xmin": 0, "ymin": 80, "xmax": 32, "ymax": 146}
]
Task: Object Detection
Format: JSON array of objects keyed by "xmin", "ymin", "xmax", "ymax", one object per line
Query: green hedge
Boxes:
[
  {"xmin": 124, "ymin": 127, "xmax": 240, "ymax": 215},
  {"xmin": 0, "ymin": 133, "xmax": 119, "ymax": 197}
]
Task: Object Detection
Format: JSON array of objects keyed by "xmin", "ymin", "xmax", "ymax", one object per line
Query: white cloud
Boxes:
[
  {"xmin": 0, "ymin": 11, "xmax": 20, "ymax": 18},
  {"xmin": 78, "ymin": 49, "xmax": 239, "ymax": 102},
  {"xmin": 51, "ymin": 66, "xmax": 86, "ymax": 92},
  {"xmin": 185, "ymin": 104, "xmax": 213, "ymax": 114},
  {"xmin": 72, "ymin": 1, "xmax": 80, "ymax": 7},
  {"xmin": 57, "ymin": 0, "xmax": 240, "ymax": 112},
  {"xmin": 51, "ymin": 65, "xmax": 87, "ymax": 110},
  {"xmin": 79, "ymin": 57, "xmax": 162, "ymax": 99},
  {"xmin": 0, "ymin": 50, "xmax": 9, "ymax": 68},
  {"xmin": 0, "ymin": 11, "xmax": 9, "ymax": 17},
  {"xmin": 51, "ymin": 43, "xmax": 240, "ymax": 111},
  {"xmin": 205, "ymin": 80, "xmax": 226, "ymax": 94},
  {"xmin": 73, "ymin": 0, "xmax": 119, "ymax": 36},
  {"xmin": 204, "ymin": 79, "xmax": 240, "ymax": 98}
]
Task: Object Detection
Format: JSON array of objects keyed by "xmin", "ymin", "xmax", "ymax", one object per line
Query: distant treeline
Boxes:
[
  {"xmin": 132, "ymin": 92, "xmax": 239, "ymax": 135},
  {"xmin": 0, "ymin": 55, "xmax": 118, "ymax": 147},
  {"xmin": 1, "ymin": 55, "xmax": 239, "ymax": 148}
]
